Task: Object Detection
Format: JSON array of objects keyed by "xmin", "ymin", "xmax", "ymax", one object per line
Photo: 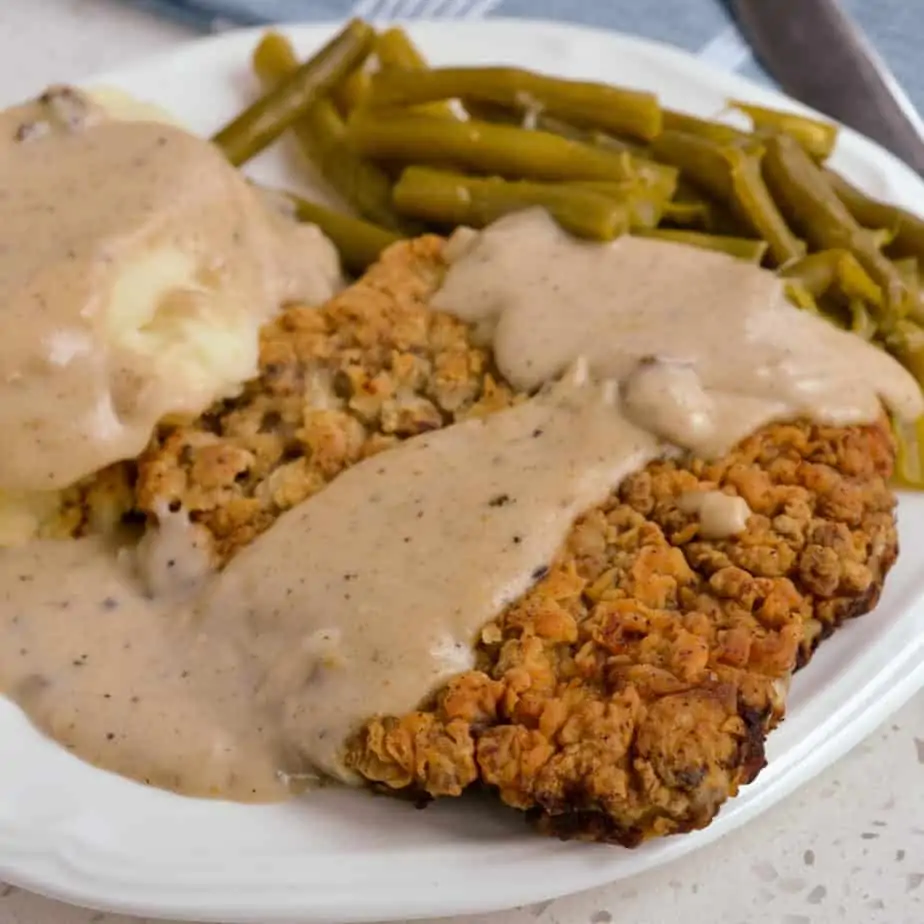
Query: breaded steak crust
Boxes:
[
  {"xmin": 137, "ymin": 236, "xmax": 518, "ymax": 563},
  {"xmin": 136, "ymin": 238, "xmax": 899, "ymax": 845},
  {"xmin": 348, "ymin": 417, "xmax": 895, "ymax": 844}
]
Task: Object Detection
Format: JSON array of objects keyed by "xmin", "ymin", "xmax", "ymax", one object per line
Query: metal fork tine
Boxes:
[
  {"xmin": 351, "ymin": 0, "xmax": 382, "ymax": 19},
  {"xmin": 379, "ymin": 0, "xmax": 411, "ymax": 18},
  {"xmin": 416, "ymin": 0, "xmax": 456, "ymax": 17},
  {"xmin": 353, "ymin": 0, "xmax": 480, "ymax": 22},
  {"xmin": 352, "ymin": 0, "xmax": 402, "ymax": 23},
  {"xmin": 462, "ymin": 0, "xmax": 504, "ymax": 18},
  {"xmin": 397, "ymin": 0, "xmax": 435, "ymax": 18},
  {"xmin": 438, "ymin": 0, "xmax": 478, "ymax": 17}
]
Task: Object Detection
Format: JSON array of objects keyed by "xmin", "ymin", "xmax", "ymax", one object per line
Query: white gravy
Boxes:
[
  {"xmin": 678, "ymin": 490, "xmax": 752, "ymax": 539},
  {"xmin": 0, "ymin": 190, "xmax": 922, "ymax": 798},
  {"xmin": 0, "ymin": 367, "xmax": 662, "ymax": 793},
  {"xmin": 433, "ymin": 209, "xmax": 921, "ymax": 456},
  {"xmin": 0, "ymin": 87, "xmax": 341, "ymax": 493}
]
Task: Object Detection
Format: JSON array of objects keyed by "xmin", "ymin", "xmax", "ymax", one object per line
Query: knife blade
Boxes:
[{"xmin": 723, "ymin": 0, "xmax": 924, "ymax": 174}]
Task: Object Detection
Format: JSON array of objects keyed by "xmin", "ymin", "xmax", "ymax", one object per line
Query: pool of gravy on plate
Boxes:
[{"xmin": 0, "ymin": 149, "xmax": 920, "ymax": 800}]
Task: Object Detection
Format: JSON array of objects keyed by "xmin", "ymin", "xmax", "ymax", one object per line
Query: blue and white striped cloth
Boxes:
[{"xmin": 127, "ymin": 0, "xmax": 924, "ymax": 114}]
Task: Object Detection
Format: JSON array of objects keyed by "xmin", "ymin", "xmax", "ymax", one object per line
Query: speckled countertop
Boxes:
[{"xmin": 0, "ymin": 2, "xmax": 922, "ymax": 922}]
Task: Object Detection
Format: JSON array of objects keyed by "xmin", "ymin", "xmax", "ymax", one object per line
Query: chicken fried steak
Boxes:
[
  {"xmin": 349, "ymin": 416, "xmax": 896, "ymax": 844},
  {"xmin": 134, "ymin": 229, "xmax": 902, "ymax": 845},
  {"xmin": 137, "ymin": 235, "xmax": 518, "ymax": 564}
]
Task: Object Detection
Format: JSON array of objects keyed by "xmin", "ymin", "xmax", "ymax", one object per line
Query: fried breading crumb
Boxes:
[
  {"xmin": 0, "ymin": 462, "xmax": 135, "ymax": 547},
  {"xmin": 135, "ymin": 237, "xmax": 900, "ymax": 845},
  {"xmin": 136, "ymin": 236, "xmax": 518, "ymax": 562},
  {"xmin": 347, "ymin": 417, "xmax": 896, "ymax": 844}
]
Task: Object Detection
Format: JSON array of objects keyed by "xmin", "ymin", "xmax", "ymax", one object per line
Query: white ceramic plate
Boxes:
[{"xmin": 1, "ymin": 18, "xmax": 924, "ymax": 924}]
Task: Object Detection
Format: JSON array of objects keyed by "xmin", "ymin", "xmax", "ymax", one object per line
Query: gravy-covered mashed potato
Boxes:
[{"xmin": 0, "ymin": 86, "xmax": 341, "ymax": 541}]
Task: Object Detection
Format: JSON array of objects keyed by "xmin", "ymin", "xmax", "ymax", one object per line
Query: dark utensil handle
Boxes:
[{"xmin": 725, "ymin": 0, "xmax": 924, "ymax": 174}]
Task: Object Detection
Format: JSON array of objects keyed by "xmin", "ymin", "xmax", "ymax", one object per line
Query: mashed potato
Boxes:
[{"xmin": 0, "ymin": 86, "xmax": 342, "ymax": 543}]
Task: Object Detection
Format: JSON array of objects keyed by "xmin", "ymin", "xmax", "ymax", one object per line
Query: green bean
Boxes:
[
  {"xmin": 798, "ymin": 294, "xmax": 869, "ymax": 333},
  {"xmin": 347, "ymin": 110, "xmax": 636, "ymax": 182},
  {"xmin": 894, "ymin": 256, "xmax": 919, "ymax": 283},
  {"xmin": 537, "ymin": 111, "xmax": 614, "ymax": 143},
  {"xmin": 564, "ymin": 125, "xmax": 681, "ymax": 198},
  {"xmin": 781, "ymin": 251, "xmax": 837, "ymax": 297},
  {"xmin": 781, "ymin": 255, "xmax": 882, "ymax": 336},
  {"xmin": 366, "ymin": 66, "xmax": 662, "ymax": 141},
  {"xmin": 630, "ymin": 159, "xmax": 681, "ymax": 192},
  {"xmin": 784, "ymin": 280, "xmax": 821, "ymax": 313},
  {"xmin": 815, "ymin": 301, "xmax": 857, "ymax": 332},
  {"xmin": 864, "ymin": 226, "xmax": 897, "ymax": 250},
  {"xmin": 374, "ymin": 28, "xmax": 459, "ymax": 119},
  {"xmin": 569, "ymin": 180, "xmax": 673, "ymax": 229},
  {"xmin": 761, "ymin": 133, "xmax": 909, "ymax": 313},
  {"xmin": 826, "ymin": 169, "xmax": 924, "ymax": 262},
  {"xmin": 393, "ymin": 167, "xmax": 629, "ymax": 240},
  {"xmin": 841, "ymin": 258, "xmax": 881, "ymax": 304},
  {"xmin": 588, "ymin": 170, "xmax": 677, "ymax": 196},
  {"xmin": 662, "ymin": 109, "xmax": 749, "ymax": 146},
  {"xmin": 885, "ymin": 319, "xmax": 924, "ymax": 390},
  {"xmin": 888, "ymin": 257, "xmax": 924, "ymax": 325},
  {"xmin": 213, "ymin": 20, "xmax": 375, "ymax": 165},
  {"xmin": 461, "ymin": 98, "xmax": 564, "ymax": 133},
  {"xmin": 879, "ymin": 316, "xmax": 924, "ymax": 488},
  {"xmin": 460, "ymin": 98, "xmax": 519, "ymax": 124},
  {"xmin": 464, "ymin": 100, "xmax": 602, "ymax": 141},
  {"xmin": 784, "ymin": 272, "xmax": 874, "ymax": 331},
  {"xmin": 465, "ymin": 100, "xmax": 655, "ymax": 154},
  {"xmin": 332, "ymin": 65, "xmax": 371, "ymax": 116},
  {"xmin": 671, "ymin": 180, "xmax": 743, "ymax": 234},
  {"xmin": 891, "ymin": 411, "xmax": 924, "ymax": 488},
  {"xmin": 588, "ymin": 137, "xmax": 678, "ymax": 188},
  {"xmin": 728, "ymin": 100, "xmax": 838, "ymax": 161},
  {"xmin": 280, "ymin": 190, "xmax": 401, "ymax": 275},
  {"xmin": 375, "ymin": 26, "xmax": 430, "ymax": 69},
  {"xmin": 590, "ymin": 130, "xmax": 652, "ymax": 159},
  {"xmin": 634, "ymin": 228, "xmax": 769, "ymax": 262},
  {"xmin": 462, "ymin": 101, "xmax": 677, "ymax": 188},
  {"xmin": 661, "ymin": 199, "xmax": 713, "ymax": 229},
  {"xmin": 781, "ymin": 249, "xmax": 883, "ymax": 308},
  {"xmin": 651, "ymin": 129, "xmax": 804, "ymax": 266},
  {"xmin": 846, "ymin": 299, "xmax": 877, "ymax": 339},
  {"xmin": 252, "ymin": 32, "xmax": 414, "ymax": 233}
]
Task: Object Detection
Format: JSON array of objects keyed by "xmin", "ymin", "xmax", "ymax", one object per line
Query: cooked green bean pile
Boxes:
[{"xmin": 208, "ymin": 19, "xmax": 924, "ymax": 488}]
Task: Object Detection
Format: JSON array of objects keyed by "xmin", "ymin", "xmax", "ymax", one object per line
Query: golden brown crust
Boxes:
[
  {"xmin": 346, "ymin": 417, "xmax": 896, "ymax": 844},
  {"xmin": 135, "ymin": 237, "xmax": 900, "ymax": 845},
  {"xmin": 136, "ymin": 236, "xmax": 518, "ymax": 562},
  {"xmin": 1, "ymin": 462, "xmax": 137, "ymax": 545}
]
